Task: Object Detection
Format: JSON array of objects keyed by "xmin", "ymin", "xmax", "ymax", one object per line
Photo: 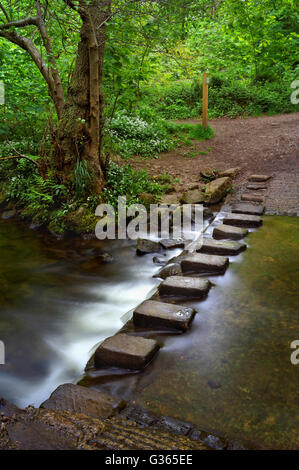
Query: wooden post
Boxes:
[{"xmin": 202, "ymin": 72, "xmax": 209, "ymax": 129}]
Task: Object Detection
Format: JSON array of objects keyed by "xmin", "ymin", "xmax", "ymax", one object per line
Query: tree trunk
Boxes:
[{"xmin": 54, "ymin": 0, "xmax": 111, "ymax": 193}]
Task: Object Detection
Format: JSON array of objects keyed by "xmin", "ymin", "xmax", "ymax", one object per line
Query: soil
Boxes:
[{"xmin": 131, "ymin": 113, "xmax": 299, "ymax": 214}]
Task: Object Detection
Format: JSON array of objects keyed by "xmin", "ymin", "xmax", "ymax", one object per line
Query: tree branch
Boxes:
[
  {"xmin": 0, "ymin": 2, "xmax": 10, "ymax": 21},
  {"xmin": 0, "ymin": 16, "xmax": 38, "ymax": 30}
]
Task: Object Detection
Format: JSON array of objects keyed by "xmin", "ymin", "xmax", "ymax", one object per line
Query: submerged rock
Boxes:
[
  {"xmin": 154, "ymin": 262, "xmax": 182, "ymax": 279},
  {"xmin": 1, "ymin": 209, "xmax": 16, "ymax": 220}
]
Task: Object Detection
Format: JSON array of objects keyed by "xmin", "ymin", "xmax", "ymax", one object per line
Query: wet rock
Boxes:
[
  {"xmin": 40, "ymin": 383, "xmax": 126, "ymax": 419},
  {"xmin": 136, "ymin": 238, "xmax": 161, "ymax": 255},
  {"xmin": 218, "ymin": 167, "xmax": 241, "ymax": 178},
  {"xmin": 232, "ymin": 203, "xmax": 264, "ymax": 216},
  {"xmin": 189, "ymin": 428, "xmax": 228, "ymax": 450},
  {"xmin": 133, "ymin": 300, "xmax": 195, "ymax": 331},
  {"xmin": 0, "ymin": 405, "xmax": 209, "ymax": 450},
  {"xmin": 1, "ymin": 209, "xmax": 16, "ymax": 220},
  {"xmin": 197, "ymin": 238, "xmax": 247, "ymax": 256},
  {"xmin": 181, "ymin": 253, "xmax": 229, "ymax": 274},
  {"xmin": 203, "ymin": 177, "xmax": 231, "ymax": 204},
  {"xmin": 159, "ymin": 238, "xmax": 185, "ymax": 249},
  {"xmin": 241, "ymin": 193, "xmax": 264, "ymax": 203},
  {"xmin": 121, "ymin": 405, "xmax": 159, "ymax": 426},
  {"xmin": 248, "ymin": 174, "xmax": 271, "ymax": 182},
  {"xmin": 158, "ymin": 416, "xmax": 192, "ymax": 436},
  {"xmin": 223, "ymin": 213, "xmax": 262, "ymax": 228},
  {"xmin": 94, "ymin": 333, "xmax": 160, "ymax": 370},
  {"xmin": 95, "ymin": 252, "xmax": 114, "ymax": 264},
  {"xmin": 203, "ymin": 207, "xmax": 214, "ymax": 219},
  {"xmin": 213, "ymin": 224, "xmax": 248, "ymax": 240},
  {"xmin": 154, "ymin": 262, "xmax": 182, "ymax": 279},
  {"xmin": 208, "ymin": 380, "xmax": 221, "ymax": 389},
  {"xmin": 159, "ymin": 275, "xmax": 211, "ymax": 298},
  {"xmin": 153, "ymin": 255, "xmax": 167, "ymax": 266},
  {"xmin": 181, "ymin": 189, "xmax": 204, "ymax": 204}
]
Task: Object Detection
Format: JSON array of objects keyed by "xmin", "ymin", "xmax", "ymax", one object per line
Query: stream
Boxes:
[
  {"xmin": 0, "ymin": 215, "xmax": 298, "ymax": 449},
  {"xmin": 0, "ymin": 218, "xmax": 163, "ymax": 407}
]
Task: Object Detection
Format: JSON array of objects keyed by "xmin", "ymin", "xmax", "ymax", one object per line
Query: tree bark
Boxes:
[{"xmin": 55, "ymin": 0, "xmax": 111, "ymax": 193}]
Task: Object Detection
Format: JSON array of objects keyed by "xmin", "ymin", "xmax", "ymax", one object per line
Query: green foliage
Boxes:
[
  {"xmin": 103, "ymin": 162, "xmax": 166, "ymax": 208},
  {"xmin": 105, "ymin": 111, "xmax": 172, "ymax": 159},
  {"xmin": 74, "ymin": 160, "xmax": 92, "ymax": 198},
  {"xmin": 164, "ymin": 121, "xmax": 214, "ymax": 140}
]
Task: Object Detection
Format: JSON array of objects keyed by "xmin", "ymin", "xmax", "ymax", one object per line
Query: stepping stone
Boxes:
[
  {"xmin": 213, "ymin": 224, "xmax": 248, "ymax": 240},
  {"xmin": 94, "ymin": 333, "xmax": 159, "ymax": 370},
  {"xmin": 232, "ymin": 203, "xmax": 264, "ymax": 216},
  {"xmin": 133, "ymin": 299, "xmax": 196, "ymax": 331},
  {"xmin": 136, "ymin": 238, "xmax": 161, "ymax": 255},
  {"xmin": 159, "ymin": 238, "xmax": 185, "ymax": 249},
  {"xmin": 218, "ymin": 167, "xmax": 241, "ymax": 178},
  {"xmin": 40, "ymin": 383, "xmax": 126, "ymax": 419},
  {"xmin": 158, "ymin": 276, "xmax": 211, "ymax": 298},
  {"xmin": 197, "ymin": 238, "xmax": 246, "ymax": 256},
  {"xmin": 246, "ymin": 183, "xmax": 267, "ymax": 190},
  {"xmin": 248, "ymin": 174, "xmax": 271, "ymax": 182},
  {"xmin": 241, "ymin": 193, "xmax": 264, "ymax": 203},
  {"xmin": 181, "ymin": 253, "xmax": 229, "ymax": 274},
  {"xmin": 223, "ymin": 213, "xmax": 262, "ymax": 228}
]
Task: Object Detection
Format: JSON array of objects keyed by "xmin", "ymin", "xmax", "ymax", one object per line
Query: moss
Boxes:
[{"xmin": 65, "ymin": 206, "xmax": 97, "ymax": 234}]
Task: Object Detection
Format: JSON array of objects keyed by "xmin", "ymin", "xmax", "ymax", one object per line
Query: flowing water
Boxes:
[
  {"xmin": 0, "ymin": 216, "xmax": 298, "ymax": 449},
  {"xmin": 0, "ymin": 219, "xmax": 164, "ymax": 407},
  {"xmin": 82, "ymin": 216, "xmax": 299, "ymax": 450}
]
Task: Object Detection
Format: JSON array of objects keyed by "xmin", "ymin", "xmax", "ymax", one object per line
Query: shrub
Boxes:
[
  {"xmin": 103, "ymin": 162, "xmax": 166, "ymax": 208},
  {"xmin": 105, "ymin": 111, "xmax": 172, "ymax": 158}
]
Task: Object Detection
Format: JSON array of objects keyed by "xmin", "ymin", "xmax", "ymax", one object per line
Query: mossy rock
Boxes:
[
  {"xmin": 138, "ymin": 192, "xmax": 157, "ymax": 207},
  {"xmin": 65, "ymin": 206, "xmax": 97, "ymax": 235}
]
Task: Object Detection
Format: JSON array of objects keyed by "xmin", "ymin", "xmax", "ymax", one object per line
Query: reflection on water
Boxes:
[
  {"xmin": 83, "ymin": 216, "xmax": 299, "ymax": 450},
  {"xmin": 0, "ymin": 219, "xmax": 161, "ymax": 407}
]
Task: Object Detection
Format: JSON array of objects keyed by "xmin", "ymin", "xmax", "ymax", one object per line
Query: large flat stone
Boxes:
[
  {"xmin": 232, "ymin": 203, "xmax": 264, "ymax": 216},
  {"xmin": 213, "ymin": 224, "xmax": 248, "ymax": 240},
  {"xmin": 223, "ymin": 213, "xmax": 262, "ymax": 228},
  {"xmin": 246, "ymin": 183, "xmax": 267, "ymax": 190},
  {"xmin": 133, "ymin": 299, "xmax": 195, "ymax": 331},
  {"xmin": 248, "ymin": 174, "xmax": 271, "ymax": 182},
  {"xmin": 158, "ymin": 276, "xmax": 211, "ymax": 298},
  {"xmin": 218, "ymin": 167, "xmax": 241, "ymax": 178},
  {"xmin": 94, "ymin": 333, "xmax": 159, "ymax": 370},
  {"xmin": 197, "ymin": 238, "xmax": 246, "ymax": 256},
  {"xmin": 203, "ymin": 177, "xmax": 231, "ymax": 204},
  {"xmin": 181, "ymin": 253, "xmax": 229, "ymax": 274},
  {"xmin": 241, "ymin": 193, "xmax": 264, "ymax": 203},
  {"xmin": 40, "ymin": 383, "xmax": 125, "ymax": 419}
]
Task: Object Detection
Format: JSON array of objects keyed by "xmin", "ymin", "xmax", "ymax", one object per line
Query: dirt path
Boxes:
[{"xmin": 132, "ymin": 113, "xmax": 299, "ymax": 214}]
